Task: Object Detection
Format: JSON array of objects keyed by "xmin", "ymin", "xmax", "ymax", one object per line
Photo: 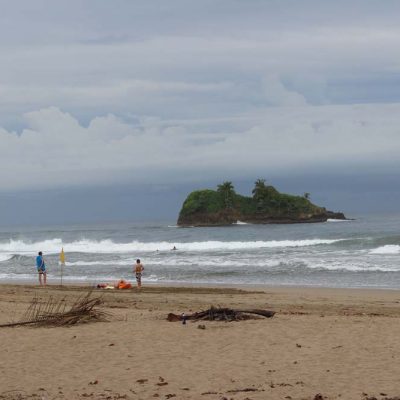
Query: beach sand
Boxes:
[{"xmin": 0, "ymin": 284, "xmax": 400, "ymax": 400}]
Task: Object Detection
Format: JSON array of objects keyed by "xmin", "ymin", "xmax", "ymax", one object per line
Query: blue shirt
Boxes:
[{"xmin": 36, "ymin": 255, "xmax": 45, "ymax": 270}]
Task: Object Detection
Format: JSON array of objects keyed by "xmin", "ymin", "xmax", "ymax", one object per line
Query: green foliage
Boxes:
[
  {"xmin": 270, "ymin": 193, "xmax": 319, "ymax": 216},
  {"xmin": 179, "ymin": 189, "xmax": 224, "ymax": 217},
  {"xmin": 217, "ymin": 181, "xmax": 235, "ymax": 194},
  {"xmin": 217, "ymin": 181, "xmax": 236, "ymax": 208},
  {"xmin": 179, "ymin": 181, "xmax": 323, "ymax": 221},
  {"xmin": 252, "ymin": 178, "xmax": 266, "ymax": 199},
  {"xmin": 235, "ymin": 193, "xmax": 257, "ymax": 215},
  {"xmin": 251, "ymin": 179, "xmax": 281, "ymax": 213}
]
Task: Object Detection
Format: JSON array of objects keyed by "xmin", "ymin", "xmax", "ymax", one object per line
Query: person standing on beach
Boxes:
[
  {"xmin": 134, "ymin": 259, "xmax": 144, "ymax": 289},
  {"xmin": 36, "ymin": 251, "xmax": 47, "ymax": 286}
]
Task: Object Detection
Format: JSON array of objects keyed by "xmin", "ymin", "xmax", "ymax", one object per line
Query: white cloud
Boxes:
[
  {"xmin": 1, "ymin": 25, "xmax": 400, "ymax": 120},
  {"xmin": 0, "ymin": 104, "xmax": 399, "ymax": 190},
  {"xmin": 0, "ymin": 1, "xmax": 400, "ymax": 192},
  {"xmin": 262, "ymin": 75, "xmax": 307, "ymax": 106}
]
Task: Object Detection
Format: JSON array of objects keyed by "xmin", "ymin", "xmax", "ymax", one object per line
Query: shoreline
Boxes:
[
  {"xmin": 1, "ymin": 277, "xmax": 400, "ymax": 292},
  {"xmin": 1, "ymin": 282, "xmax": 400, "ymax": 315}
]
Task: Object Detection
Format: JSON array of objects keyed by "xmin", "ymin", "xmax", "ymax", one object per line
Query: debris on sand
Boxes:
[
  {"xmin": 226, "ymin": 387, "xmax": 261, "ymax": 393},
  {"xmin": 0, "ymin": 291, "xmax": 109, "ymax": 328},
  {"xmin": 167, "ymin": 306, "xmax": 275, "ymax": 322}
]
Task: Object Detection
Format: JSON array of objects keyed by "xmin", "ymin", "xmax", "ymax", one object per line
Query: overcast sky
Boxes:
[{"xmin": 0, "ymin": 0, "xmax": 399, "ymax": 224}]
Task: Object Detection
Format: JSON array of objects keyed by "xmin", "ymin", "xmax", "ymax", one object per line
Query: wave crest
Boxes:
[
  {"xmin": 0, "ymin": 238, "xmax": 343, "ymax": 255},
  {"xmin": 370, "ymin": 245, "xmax": 400, "ymax": 255},
  {"xmin": 0, "ymin": 254, "xmax": 13, "ymax": 262}
]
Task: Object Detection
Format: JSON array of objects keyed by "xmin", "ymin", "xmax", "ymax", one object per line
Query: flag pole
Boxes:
[{"xmin": 60, "ymin": 248, "xmax": 65, "ymax": 286}]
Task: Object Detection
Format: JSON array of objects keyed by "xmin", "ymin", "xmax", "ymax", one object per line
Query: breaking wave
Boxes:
[
  {"xmin": 0, "ymin": 238, "xmax": 344, "ymax": 255},
  {"xmin": 370, "ymin": 245, "xmax": 400, "ymax": 255},
  {"xmin": 0, "ymin": 254, "xmax": 13, "ymax": 263},
  {"xmin": 62, "ymin": 257, "xmax": 400, "ymax": 273}
]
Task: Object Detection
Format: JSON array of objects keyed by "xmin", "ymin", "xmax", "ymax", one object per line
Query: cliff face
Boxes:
[{"xmin": 177, "ymin": 184, "xmax": 346, "ymax": 227}]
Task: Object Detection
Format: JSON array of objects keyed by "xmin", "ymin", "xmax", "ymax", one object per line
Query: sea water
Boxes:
[{"xmin": 0, "ymin": 213, "xmax": 400, "ymax": 289}]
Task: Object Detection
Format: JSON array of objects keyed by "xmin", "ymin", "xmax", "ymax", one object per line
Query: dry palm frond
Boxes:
[{"xmin": 0, "ymin": 291, "xmax": 110, "ymax": 328}]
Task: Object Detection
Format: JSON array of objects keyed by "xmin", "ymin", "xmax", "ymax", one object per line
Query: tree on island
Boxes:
[
  {"xmin": 217, "ymin": 181, "xmax": 235, "ymax": 209},
  {"xmin": 177, "ymin": 179, "xmax": 346, "ymax": 226},
  {"xmin": 251, "ymin": 178, "xmax": 267, "ymax": 211},
  {"xmin": 252, "ymin": 178, "xmax": 267, "ymax": 200}
]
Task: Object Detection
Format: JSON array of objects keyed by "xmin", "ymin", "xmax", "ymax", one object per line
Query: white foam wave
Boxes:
[
  {"xmin": 67, "ymin": 258, "xmax": 287, "ymax": 268},
  {"xmin": 0, "ymin": 239, "xmax": 65, "ymax": 255},
  {"xmin": 149, "ymin": 259, "xmax": 400, "ymax": 273},
  {"xmin": 66, "ymin": 260, "xmax": 133, "ymax": 266},
  {"xmin": 67, "ymin": 256, "xmax": 385, "ymax": 272},
  {"xmin": 327, "ymin": 219, "xmax": 351, "ymax": 223},
  {"xmin": 370, "ymin": 245, "xmax": 400, "ymax": 255},
  {"xmin": 0, "ymin": 254, "xmax": 12, "ymax": 262},
  {"xmin": 0, "ymin": 237, "xmax": 343, "ymax": 255},
  {"xmin": 145, "ymin": 274, "xmax": 161, "ymax": 282},
  {"xmin": 309, "ymin": 262, "xmax": 400, "ymax": 272},
  {"xmin": 0, "ymin": 273, "xmax": 34, "ymax": 280},
  {"xmin": 174, "ymin": 239, "xmax": 330, "ymax": 251},
  {"xmin": 235, "ymin": 220, "xmax": 249, "ymax": 225}
]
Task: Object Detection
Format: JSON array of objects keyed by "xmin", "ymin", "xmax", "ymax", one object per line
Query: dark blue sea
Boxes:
[{"xmin": 0, "ymin": 214, "xmax": 400, "ymax": 289}]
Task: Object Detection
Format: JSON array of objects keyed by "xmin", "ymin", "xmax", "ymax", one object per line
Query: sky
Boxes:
[{"xmin": 0, "ymin": 0, "xmax": 400, "ymax": 225}]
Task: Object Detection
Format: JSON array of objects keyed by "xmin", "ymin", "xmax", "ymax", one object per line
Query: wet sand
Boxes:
[{"xmin": 0, "ymin": 283, "xmax": 400, "ymax": 399}]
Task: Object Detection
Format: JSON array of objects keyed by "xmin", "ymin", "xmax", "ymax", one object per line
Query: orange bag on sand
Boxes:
[{"xmin": 117, "ymin": 280, "xmax": 132, "ymax": 289}]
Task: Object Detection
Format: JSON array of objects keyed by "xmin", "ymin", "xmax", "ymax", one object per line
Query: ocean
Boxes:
[{"xmin": 0, "ymin": 214, "xmax": 399, "ymax": 289}]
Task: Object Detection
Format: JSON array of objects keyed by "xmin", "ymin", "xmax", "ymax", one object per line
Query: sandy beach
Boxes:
[{"xmin": 0, "ymin": 284, "xmax": 400, "ymax": 400}]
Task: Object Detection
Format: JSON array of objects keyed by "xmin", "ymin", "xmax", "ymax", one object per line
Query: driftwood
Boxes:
[
  {"xmin": 0, "ymin": 291, "xmax": 110, "ymax": 328},
  {"xmin": 167, "ymin": 306, "xmax": 275, "ymax": 322}
]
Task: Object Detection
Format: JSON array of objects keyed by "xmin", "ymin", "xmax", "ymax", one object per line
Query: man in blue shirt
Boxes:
[{"xmin": 36, "ymin": 251, "xmax": 47, "ymax": 286}]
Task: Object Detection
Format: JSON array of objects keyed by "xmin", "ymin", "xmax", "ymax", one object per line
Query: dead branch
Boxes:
[{"xmin": 167, "ymin": 306, "xmax": 275, "ymax": 322}]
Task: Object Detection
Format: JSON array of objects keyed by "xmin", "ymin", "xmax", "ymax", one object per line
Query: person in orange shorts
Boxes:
[{"xmin": 134, "ymin": 259, "xmax": 144, "ymax": 288}]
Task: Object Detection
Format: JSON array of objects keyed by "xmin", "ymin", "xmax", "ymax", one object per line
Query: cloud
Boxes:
[
  {"xmin": 0, "ymin": 1, "xmax": 400, "ymax": 193},
  {"xmin": 0, "ymin": 104, "xmax": 399, "ymax": 191},
  {"xmin": 262, "ymin": 75, "xmax": 307, "ymax": 106},
  {"xmin": 1, "ymin": 14, "xmax": 400, "ymax": 123}
]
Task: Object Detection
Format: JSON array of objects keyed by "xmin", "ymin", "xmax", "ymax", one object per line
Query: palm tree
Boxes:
[
  {"xmin": 217, "ymin": 181, "xmax": 235, "ymax": 208},
  {"xmin": 252, "ymin": 178, "xmax": 266, "ymax": 198},
  {"xmin": 251, "ymin": 179, "xmax": 268, "ymax": 212},
  {"xmin": 217, "ymin": 181, "xmax": 234, "ymax": 194}
]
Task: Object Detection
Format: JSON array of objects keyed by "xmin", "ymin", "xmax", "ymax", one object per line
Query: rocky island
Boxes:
[{"xmin": 177, "ymin": 180, "xmax": 346, "ymax": 227}]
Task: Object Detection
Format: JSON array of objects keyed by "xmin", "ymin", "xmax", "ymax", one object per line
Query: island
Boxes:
[{"xmin": 177, "ymin": 180, "xmax": 346, "ymax": 227}]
